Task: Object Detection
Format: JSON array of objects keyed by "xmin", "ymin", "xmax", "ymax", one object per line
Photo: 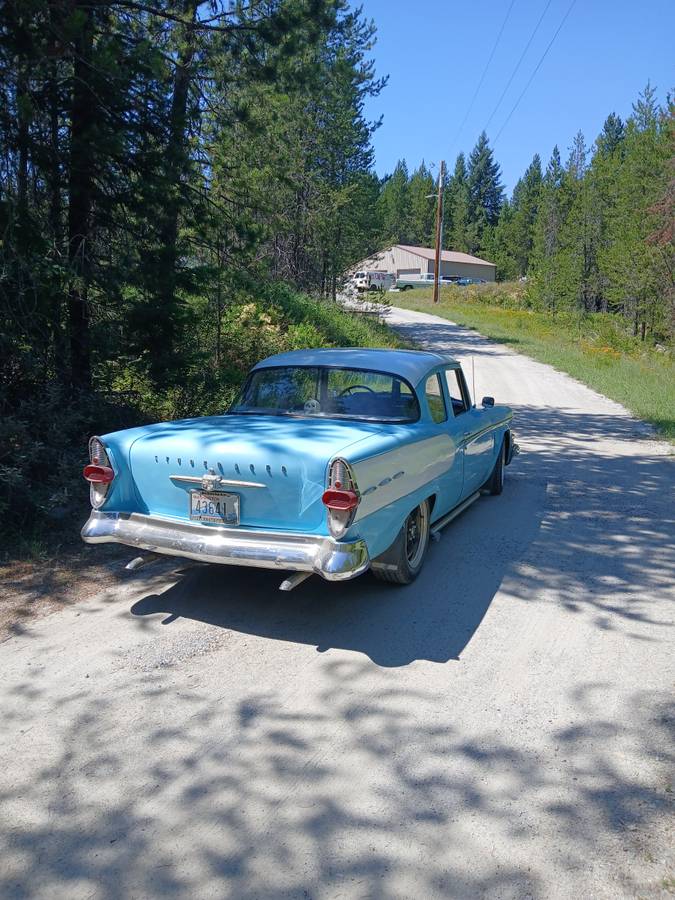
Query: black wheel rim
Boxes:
[{"xmin": 405, "ymin": 503, "xmax": 428, "ymax": 567}]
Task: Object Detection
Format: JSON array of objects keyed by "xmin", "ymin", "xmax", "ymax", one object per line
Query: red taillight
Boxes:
[
  {"xmin": 322, "ymin": 489, "xmax": 359, "ymax": 511},
  {"xmin": 83, "ymin": 464, "xmax": 114, "ymax": 484}
]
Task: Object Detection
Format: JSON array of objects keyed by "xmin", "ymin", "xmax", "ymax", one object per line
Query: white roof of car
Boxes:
[{"xmin": 253, "ymin": 348, "xmax": 460, "ymax": 383}]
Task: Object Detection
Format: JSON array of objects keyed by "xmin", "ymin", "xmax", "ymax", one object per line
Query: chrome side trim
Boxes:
[
  {"xmin": 430, "ymin": 491, "xmax": 481, "ymax": 537},
  {"xmin": 460, "ymin": 416, "xmax": 512, "ymax": 447},
  {"xmin": 170, "ymin": 475, "xmax": 266, "ymax": 489},
  {"xmin": 81, "ymin": 511, "xmax": 369, "ymax": 581}
]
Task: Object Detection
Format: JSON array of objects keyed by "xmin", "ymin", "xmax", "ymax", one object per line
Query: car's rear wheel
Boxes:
[
  {"xmin": 485, "ymin": 440, "xmax": 505, "ymax": 495},
  {"xmin": 372, "ymin": 499, "xmax": 430, "ymax": 585}
]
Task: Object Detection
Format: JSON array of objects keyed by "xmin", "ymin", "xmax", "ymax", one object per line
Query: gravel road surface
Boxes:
[{"xmin": 1, "ymin": 305, "xmax": 673, "ymax": 899}]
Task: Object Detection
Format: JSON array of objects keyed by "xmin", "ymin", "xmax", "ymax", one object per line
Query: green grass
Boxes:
[
  {"xmin": 394, "ymin": 285, "xmax": 675, "ymax": 442},
  {"xmin": 273, "ymin": 285, "xmax": 405, "ymax": 351}
]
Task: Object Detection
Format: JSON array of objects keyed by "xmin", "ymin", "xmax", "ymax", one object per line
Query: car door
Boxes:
[
  {"xmin": 443, "ymin": 367, "xmax": 496, "ymax": 497},
  {"xmin": 422, "ymin": 372, "xmax": 463, "ymax": 515}
]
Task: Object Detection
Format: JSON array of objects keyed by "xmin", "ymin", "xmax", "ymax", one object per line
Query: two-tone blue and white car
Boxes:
[{"xmin": 82, "ymin": 349, "xmax": 516, "ymax": 588}]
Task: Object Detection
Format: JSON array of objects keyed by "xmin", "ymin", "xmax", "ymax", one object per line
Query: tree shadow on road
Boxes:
[
  {"xmin": 1, "ymin": 662, "xmax": 672, "ymax": 899},
  {"xmin": 2, "ymin": 406, "xmax": 674, "ymax": 898}
]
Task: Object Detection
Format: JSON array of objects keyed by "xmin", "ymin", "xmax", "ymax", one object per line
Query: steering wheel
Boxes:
[{"xmin": 339, "ymin": 384, "xmax": 375, "ymax": 396}]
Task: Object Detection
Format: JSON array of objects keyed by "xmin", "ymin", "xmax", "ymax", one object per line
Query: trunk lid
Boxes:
[{"xmin": 124, "ymin": 414, "xmax": 383, "ymax": 532}]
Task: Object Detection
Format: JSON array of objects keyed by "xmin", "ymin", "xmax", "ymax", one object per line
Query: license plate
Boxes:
[{"xmin": 189, "ymin": 491, "xmax": 239, "ymax": 525}]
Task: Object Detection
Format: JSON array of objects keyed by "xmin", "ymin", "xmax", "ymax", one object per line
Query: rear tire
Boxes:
[
  {"xmin": 372, "ymin": 500, "xmax": 430, "ymax": 585},
  {"xmin": 485, "ymin": 440, "xmax": 505, "ymax": 495}
]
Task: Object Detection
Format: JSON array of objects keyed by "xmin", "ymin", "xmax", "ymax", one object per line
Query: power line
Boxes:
[
  {"xmin": 493, "ymin": 0, "xmax": 577, "ymax": 145},
  {"xmin": 483, "ymin": 0, "xmax": 555, "ymax": 133},
  {"xmin": 449, "ymin": 0, "xmax": 517, "ymax": 154}
]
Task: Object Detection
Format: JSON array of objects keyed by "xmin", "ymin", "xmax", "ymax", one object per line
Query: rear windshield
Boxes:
[{"xmin": 229, "ymin": 366, "xmax": 419, "ymax": 423}]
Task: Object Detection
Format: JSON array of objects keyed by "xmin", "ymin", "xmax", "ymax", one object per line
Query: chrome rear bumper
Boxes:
[{"xmin": 81, "ymin": 510, "xmax": 369, "ymax": 581}]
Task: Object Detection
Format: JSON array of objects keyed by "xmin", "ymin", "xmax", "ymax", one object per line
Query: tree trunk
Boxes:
[
  {"xmin": 215, "ymin": 236, "xmax": 222, "ymax": 368},
  {"xmin": 67, "ymin": 0, "xmax": 95, "ymax": 390},
  {"xmin": 154, "ymin": 0, "xmax": 198, "ymax": 377},
  {"xmin": 48, "ymin": 32, "xmax": 68, "ymax": 384},
  {"xmin": 12, "ymin": 0, "xmax": 31, "ymax": 247},
  {"xmin": 16, "ymin": 62, "xmax": 28, "ymax": 233},
  {"xmin": 320, "ymin": 250, "xmax": 327, "ymax": 297}
]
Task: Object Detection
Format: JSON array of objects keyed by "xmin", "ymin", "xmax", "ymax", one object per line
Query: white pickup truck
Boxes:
[
  {"xmin": 396, "ymin": 273, "xmax": 461, "ymax": 290},
  {"xmin": 352, "ymin": 271, "xmax": 395, "ymax": 292}
]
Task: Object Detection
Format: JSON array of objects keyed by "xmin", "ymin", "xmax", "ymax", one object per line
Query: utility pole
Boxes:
[{"xmin": 432, "ymin": 159, "xmax": 445, "ymax": 304}]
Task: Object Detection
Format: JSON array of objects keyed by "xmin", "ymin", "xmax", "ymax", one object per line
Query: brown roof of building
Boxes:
[{"xmin": 396, "ymin": 245, "xmax": 496, "ymax": 267}]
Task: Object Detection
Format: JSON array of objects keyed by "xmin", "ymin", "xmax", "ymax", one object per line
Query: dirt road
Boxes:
[{"xmin": 1, "ymin": 306, "xmax": 673, "ymax": 899}]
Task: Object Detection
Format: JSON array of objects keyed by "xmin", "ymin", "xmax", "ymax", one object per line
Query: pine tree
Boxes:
[
  {"xmin": 566, "ymin": 130, "xmax": 588, "ymax": 179},
  {"xmin": 377, "ymin": 160, "xmax": 411, "ymax": 244},
  {"xmin": 546, "ymin": 130, "xmax": 604, "ymax": 312},
  {"xmin": 645, "ymin": 104, "xmax": 674, "ymax": 340},
  {"xmin": 597, "ymin": 113, "xmax": 625, "ymax": 156},
  {"xmin": 507, "ymin": 154, "xmax": 542, "ymax": 276},
  {"xmin": 529, "ymin": 146, "xmax": 566, "ymax": 310},
  {"xmin": 466, "ymin": 131, "xmax": 504, "ymax": 254},
  {"xmin": 632, "ymin": 81, "xmax": 659, "ymax": 130},
  {"xmin": 600, "ymin": 87, "xmax": 671, "ymax": 338},
  {"xmin": 407, "ymin": 163, "xmax": 436, "ymax": 245},
  {"xmin": 447, "ymin": 153, "xmax": 471, "ymax": 252},
  {"xmin": 481, "ymin": 202, "xmax": 518, "ymax": 280}
]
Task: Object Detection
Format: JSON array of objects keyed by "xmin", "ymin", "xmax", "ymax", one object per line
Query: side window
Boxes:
[
  {"xmin": 444, "ymin": 368, "xmax": 470, "ymax": 416},
  {"xmin": 425, "ymin": 373, "xmax": 447, "ymax": 424}
]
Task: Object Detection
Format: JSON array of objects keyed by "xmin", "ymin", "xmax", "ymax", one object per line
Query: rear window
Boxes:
[{"xmin": 230, "ymin": 366, "xmax": 419, "ymax": 423}]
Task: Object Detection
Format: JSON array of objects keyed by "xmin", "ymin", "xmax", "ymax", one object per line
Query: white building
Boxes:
[{"xmin": 349, "ymin": 244, "xmax": 496, "ymax": 282}]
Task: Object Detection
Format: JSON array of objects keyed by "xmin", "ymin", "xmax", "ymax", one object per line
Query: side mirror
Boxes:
[{"xmin": 481, "ymin": 396, "xmax": 495, "ymax": 408}]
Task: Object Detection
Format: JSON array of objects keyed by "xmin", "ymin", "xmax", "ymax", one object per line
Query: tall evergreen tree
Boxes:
[
  {"xmin": 600, "ymin": 87, "xmax": 671, "ymax": 338},
  {"xmin": 447, "ymin": 152, "xmax": 471, "ymax": 252},
  {"xmin": 377, "ymin": 160, "xmax": 411, "ymax": 244},
  {"xmin": 466, "ymin": 131, "xmax": 504, "ymax": 254},
  {"xmin": 529, "ymin": 146, "xmax": 566, "ymax": 311},
  {"xmin": 0, "ymin": 0, "xmax": 381, "ymax": 400},
  {"xmin": 554, "ymin": 130, "xmax": 604, "ymax": 311},
  {"xmin": 481, "ymin": 202, "xmax": 517, "ymax": 280},
  {"xmin": 484, "ymin": 154, "xmax": 542, "ymax": 279},
  {"xmin": 407, "ymin": 162, "xmax": 436, "ymax": 245},
  {"xmin": 597, "ymin": 113, "xmax": 626, "ymax": 156}
]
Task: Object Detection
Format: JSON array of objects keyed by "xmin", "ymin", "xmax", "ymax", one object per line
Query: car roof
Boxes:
[{"xmin": 252, "ymin": 347, "xmax": 460, "ymax": 383}]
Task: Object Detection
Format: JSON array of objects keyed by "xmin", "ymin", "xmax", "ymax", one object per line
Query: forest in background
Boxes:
[
  {"xmin": 0, "ymin": 0, "xmax": 672, "ymax": 549},
  {"xmin": 379, "ymin": 86, "xmax": 673, "ymax": 345},
  {"xmin": 0, "ymin": 0, "xmax": 393, "ymax": 546}
]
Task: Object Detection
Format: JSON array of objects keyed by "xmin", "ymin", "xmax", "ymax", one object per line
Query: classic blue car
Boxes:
[{"xmin": 81, "ymin": 349, "xmax": 516, "ymax": 588}]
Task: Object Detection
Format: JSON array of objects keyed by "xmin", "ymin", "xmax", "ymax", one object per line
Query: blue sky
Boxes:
[{"xmin": 361, "ymin": 0, "xmax": 674, "ymax": 194}]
